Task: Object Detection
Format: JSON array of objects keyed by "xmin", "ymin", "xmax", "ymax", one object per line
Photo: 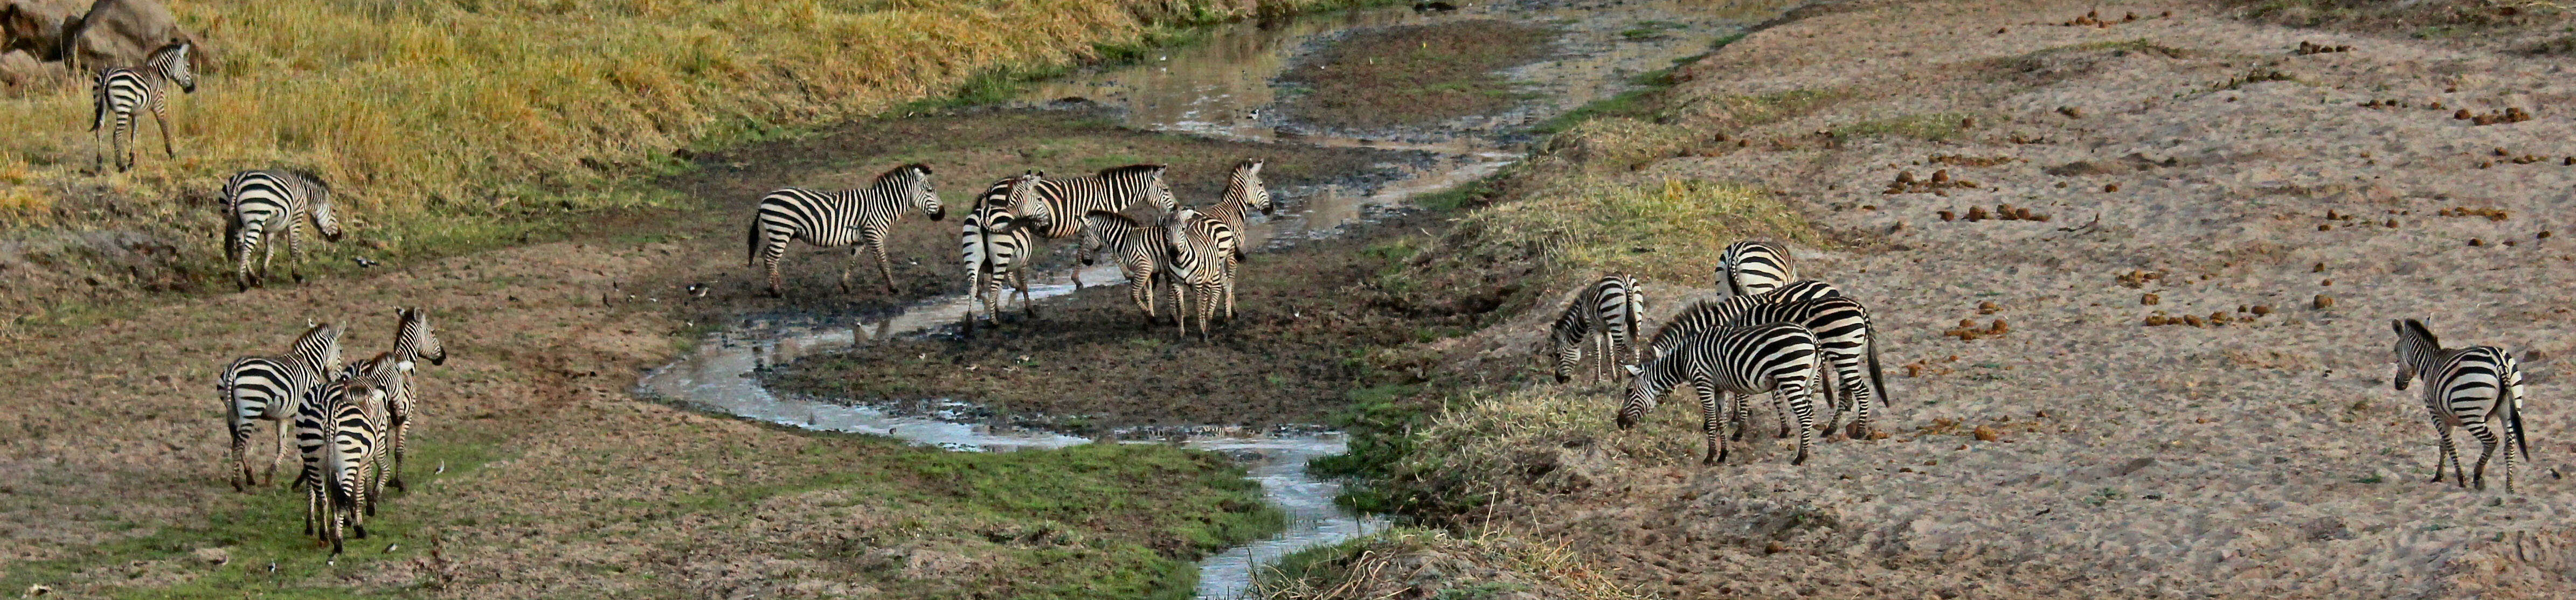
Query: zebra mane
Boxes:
[
  {"xmin": 2394, "ymin": 318, "xmax": 2439, "ymax": 349},
  {"xmin": 878, "ymin": 163, "xmax": 933, "ymax": 183},
  {"xmin": 1097, "ymin": 164, "xmax": 1165, "ymax": 178},
  {"xmin": 273, "ymin": 168, "xmax": 330, "ymax": 193},
  {"xmin": 1082, "ymin": 210, "xmax": 1140, "ymax": 229},
  {"xmin": 293, "ymin": 321, "xmax": 340, "ymax": 346}
]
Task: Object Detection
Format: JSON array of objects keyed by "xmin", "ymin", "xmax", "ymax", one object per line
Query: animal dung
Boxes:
[
  {"xmin": 2141, "ymin": 293, "xmax": 2159, "ymax": 305},
  {"xmin": 1973, "ymin": 425, "xmax": 2002, "ymax": 442},
  {"xmin": 2250, "ymin": 305, "xmax": 2273, "ymax": 316},
  {"xmin": 2058, "ymin": 106, "xmax": 2085, "ymax": 119},
  {"xmin": 2455, "ymin": 107, "xmax": 2534, "ymax": 125},
  {"xmin": 2313, "ymin": 294, "xmax": 2335, "ymax": 310},
  {"xmin": 1939, "ymin": 210, "xmax": 1957, "ymax": 221},
  {"xmin": 2436, "ymin": 206, "xmax": 2510, "ymax": 220},
  {"xmin": 2469, "ymin": 238, "xmax": 2486, "ymax": 247},
  {"xmin": 2103, "ymin": 184, "xmax": 2120, "ymax": 192},
  {"xmin": 1978, "ymin": 301, "xmax": 2002, "ymax": 314},
  {"xmin": 2295, "ymin": 41, "xmax": 2353, "ymax": 55}
]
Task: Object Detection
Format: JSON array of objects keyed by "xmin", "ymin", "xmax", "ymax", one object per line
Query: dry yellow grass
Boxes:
[{"xmin": 0, "ymin": 0, "xmax": 1367, "ymax": 237}]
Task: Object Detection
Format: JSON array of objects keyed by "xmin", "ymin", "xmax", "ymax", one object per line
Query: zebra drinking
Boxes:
[
  {"xmin": 747, "ymin": 163, "xmax": 945, "ymax": 297},
  {"xmin": 217, "ymin": 322, "xmax": 343, "ymax": 492},
  {"xmin": 1647, "ymin": 295, "xmax": 1889, "ymax": 439},
  {"xmin": 1618, "ymin": 323, "xmax": 1826, "ymax": 465},
  {"xmin": 1548, "ymin": 275, "xmax": 1645, "ymax": 383},
  {"xmin": 92, "ymin": 41, "xmax": 196, "ymax": 172},
  {"xmin": 2393, "ymin": 319, "xmax": 2531, "ymax": 492},
  {"xmin": 224, "ymin": 169, "xmax": 345, "ymax": 290}
]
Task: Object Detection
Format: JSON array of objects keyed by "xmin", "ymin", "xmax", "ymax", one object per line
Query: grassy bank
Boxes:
[{"xmin": 0, "ymin": 0, "xmax": 1388, "ymax": 316}]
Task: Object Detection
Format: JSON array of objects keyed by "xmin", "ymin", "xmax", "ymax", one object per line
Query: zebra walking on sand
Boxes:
[
  {"xmin": 1719, "ymin": 241, "xmax": 1841, "ymax": 302},
  {"xmin": 1648, "ymin": 295, "xmax": 1888, "ymax": 438},
  {"xmin": 1162, "ymin": 208, "xmax": 1237, "ymax": 339},
  {"xmin": 1192, "ymin": 159, "xmax": 1272, "ymax": 318},
  {"xmin": 224, "ymin": 169, "xmax": 344, "ymax": 290},
  {"xmin": 1024, "ymin": 164, "xmax": 1181, "ymax": 289},
  {"xmin": 1548, "ymin": 275, "xmax": 1645, "ymax": 383},
  {"xmin": 218, "ymin": 322, "xmax": 343, "ymax": 491},
  {"xmin": 2393, "ymin": 319, "xmax": 2531, "ymax": 492},
  {"xmin": 1077, "ymin": 211, "xmax": 1174, "ymax": 322},
  {"xmin": 1618, "ymin": 323, "xmax": 1827, "ymax": 465},
  {"xmin": 92, "ymin": 41, "xmax": 196, "ymax": 172},
  {"xmin": 747, "ymin": 163, "xmax": 945, "ymax": 296},
  {"xmin": 960, "ymin": 173, "xmax": 1044, "ymax": 333},
  {"xmin": 372, "ymin": 308, "xmax": 447, "ymax": 492}
]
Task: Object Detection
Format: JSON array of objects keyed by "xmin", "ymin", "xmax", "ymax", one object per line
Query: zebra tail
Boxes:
[
  {"xmin": 89, "ymin": 78, "xmax": 105, "ymax": 132},
  {"xmin": 1865, "ymin": 320, "xmax": 1889, "ymax": 406},
  {"xmin": 745, "ymin": 216, "xmax": 760, "ymax": 268},
  {"xmin": 2507, "ymin": 357, "xmax": 2530, "ymax": 462}
]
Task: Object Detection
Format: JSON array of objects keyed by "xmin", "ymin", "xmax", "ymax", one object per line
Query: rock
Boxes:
[
  {"xmin": 0, "ymin": 48, "xmax": 51, "ymax": 88},
  {"xmin": 2, "ymin": 0, "xmax": 85, "ymax": 60},
  {"xmin": 2113, "ymin": 457, "xmax": 2157, "ymax": 476},
  {"xmin": 1972, "ymin": 425, "xmax": 2000, "ymax": 442},
  {"xmin": 63, "ymin": 0, "xmax": 205, "ymax": 74}
]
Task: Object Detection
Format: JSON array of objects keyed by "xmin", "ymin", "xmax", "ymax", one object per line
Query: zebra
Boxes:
[
  {"xmin": 746, "ymin": 163, "xmax": 944, "ymax": 296},
  {"xmin": 224, "ymin": 169, "xmax": 345, "ymax": 291},
  {"xmin": 1617, "ymin": 323, "xmax": 1826, "ymax": 465},
  {"xmin": 91, "ymin": 40, "xmax": 196, "ymax": 172},
  {"xmin": 301, "ymin": 359, "xmax": 400, "ymax": 555},
  {"xmin": 961, "ymin": 173, "xmax": 1042, "ymax": 333},
  {"xmin": 1077, "ymin": 211, "xmax": 1174, "ymax": 322},
  {"xmin": 1162, "ymin": 207, "xmax": 1237, "ymax": 339},
  {"xmin": 2393, "ymin": 319, "xmax": 2531, "ymax": 492},
  {"xmin": 1548, "ymin": 275, "xmax": 1645, "ymax": 383},
  {"xmin": 1026, "ymin": 164, "xmax": 1181, "ymax": 289},
  {"xmin": 373, "ymin": 307, "xmax": 447, "ymax": 493},
  {"xmin": 1719, "ymin": 241, "xmax": 1843, "ymax": 301},
  {"xmin": 1647, "ymin": 295, "xmax": 1889, "ymax": 439},
  {"xmin": 217, "ymin": 322, "xmax": 343, "ymax": 492},
  {"xmin": 1193, "ymin": 159, "xmax": 1272, "ymax": 318}
]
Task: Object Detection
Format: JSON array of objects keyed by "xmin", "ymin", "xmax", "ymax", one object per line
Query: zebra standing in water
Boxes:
[
  {"xmin": 224, "ymin": 169, "xmax": 345, "ymax": 290},
  {"xmin": 92, "ymin": 41, "xmax": 196, "ymax": 172},
  {"xmin": 218, "ymin": 322, "xmax": 343, "ymax": 492},
  {"xmin": 1025, "ymin": 164, "xmax": 1181, "ymax": 289},
  {"xmin": 1618, "ymin": 323, "xmax": 1826, "ymax": 465},
  {"xmin": 747, "ymin": 163, "xmax": 944, "ymax": 296},
  {"xmin": 961, "ymin": 173, "xmax": 1044, "ymax": 333},
  {"xmin": 1719, "ymin": 241, "xmax": 1842, "ymax": 301},
  {"xmin": 1548, "ymin": 275, "xmax": 1645, "ymax": 383},
  {"xmin": 1077, "ymin": 211, "xmax": 1173, "ymax": 322},
  {"xmin": 1163, "ymin": 208, "xmax": 1237, "ymax": 339},
  {"xmin": 2393, "ymin": 319, "xmax": 2531, "ymax": 492},
  {"xmin": 1192, "ymin": 159, "xmax": 1272, "ymax": 318},
  {"xmin": 1648, "ymin": 296, "xmax": 1888, "ymax": 438},
  {"xmin": 373, "ymin": 308, "xmax": 447, "ymax": 492}
]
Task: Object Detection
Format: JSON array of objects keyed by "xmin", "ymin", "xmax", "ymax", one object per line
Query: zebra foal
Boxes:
[
  {"xmin": 1618, "ymin": 323, "xmax": 1826, "ymax": 465},
  {"xmin": 1547, "ymin": 275, "xmax": 1645, "ymax": 383},
  {"xmin": 960, "ymin": 173, "xmax": 1043, "ymax": 333},
  {"xmin": 92, "ymin": 41, "xmax": 196, "ymax": 172},
  {"xmin": 747, "ymin": 163, "xmax": 944, "ymax": 296},
  {"xmin": 1196, "ymin": 159, "xmax": 1272, "ymax": 318},
  {"xmin": 1163, "ymin": 208, "xmax": 1237, "ymax": 340},
  {"xmin": 300, "ymin": 357, "xmax": 403, "ymax": 555},
  {"xmin": 2393, "ymin": 319, "xmax": 2531, "ymax": 492},
  {"xmin": 1026, "ymin": 164, "xmax": 1180, "ymax": 289},
  {"xmin": 1648, "ymin": 295, "xmax": 1889, "ymax": 438},
  {"xmin": 373, "ymin": 308, "xmax": 447, "ymax": 493},
  {"xmin": 1077, "ymin": 211, "xmax": 1174, "ymax": 322},
  {"xmin": 224, "ymin": 169, "xmax": 345, "ymax": 290},
  {"xmin": 217, "ymin": 322, "xmax": 343, "ymax": 491}
]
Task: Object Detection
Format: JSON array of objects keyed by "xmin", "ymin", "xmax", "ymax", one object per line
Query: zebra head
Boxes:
[
  {"xmin": 2392, "ymin": 318, "xmax": 2439, "ymax": 390},
  {"xmin": 1006, "ymin": 171, "xmax": 1050, "ymax": 232},
  {"xmin": 304, "ymin": 177, "xmax": 346, "ymax": 242},
  {"xmin": 292, "ymin": 321, "xmax": 346, "ymax": 374},
  {"xmin": 1230, "ymin": 159, "xmax": 1272, "ymax": 217},
  {"xmin": 397, "ymin": 307, "xmax": 446, "ymax": 366},
  {"xmin": 894, "ymin": 163, "xmax": 943, "ymax": 221},
  {"xmin": 149, "ymin": 41, "xmax": 196, "ymax": 93},
  {"xmin": 1076, "ymin": 210, "xmax": 1128, "ymax": 266},
  {"xmin": 1144, "ymin": 165, "xmax": 1178, "ymax": 213},
  {"xmin": 1616, "ymin": 364, "xmax": 1656, "ymax": 430}
]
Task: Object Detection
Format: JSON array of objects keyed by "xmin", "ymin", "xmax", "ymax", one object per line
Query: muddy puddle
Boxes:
[{"xmin": 639, "ymin": 1, "xmax": 1789, "ymax": 596}]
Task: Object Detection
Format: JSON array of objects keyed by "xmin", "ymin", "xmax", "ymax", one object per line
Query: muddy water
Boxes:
[{"xmin": 640, "ymin": 1, "xmax": 1788, "ymax": 597}]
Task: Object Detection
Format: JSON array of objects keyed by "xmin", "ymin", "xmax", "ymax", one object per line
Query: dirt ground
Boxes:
[{"xmin": 1366, "ymin": 1, "xmax": 2576, "ymax": 598}]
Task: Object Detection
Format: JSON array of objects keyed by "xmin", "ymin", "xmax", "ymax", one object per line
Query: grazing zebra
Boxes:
[
  {"xmin": 224, "ymin": 169, "xmax": 345, "ymax": 291},
  {"xmin": 1647, "ymin": 295, "xmax": 1889, "ymax": 438},
  {"xmin": 1719, "ymin": 241, "xmax": 1843, "ymax": 301},
  {"xmin": 1617, "ymin": 323, "xmax": 1826, "ymax": 465},
  {"xmin": 961, "ymin": 173, "xmax": 1042, "ymax": 333},
  {"xmin": 2393, "ymin": 319, "xmax": 2531, "ymax": 492},
  {"xmin": 1077, "ymin": 211, "xmax": 1173, "ymax": 321},
  {"xmin": 1162, "ymin": 208, "xmax": 1237, "ymax": 339},
  {"xmin": 91, "ymin": 41, "xmax": 196, "ymax": 172},
  {"xmin": 217, "ymin": 322, "xmax": 343, "ymax": 492},
  {"xmin": 1194, "ymin": 159, "xmax": 1272, "ymax": 318},
  {"xmin": 1027, "ymin": 164, "xmax": 1181, "ymax": 289},
  {"xmin": 374, "ymin": 308, "xmax": 447, "ymax": 493},
  {"xmin": 747, "ymin": 163, "xmax": 944, "ymax": 296},
  {"xmin": 302, "ymin": 360, "xmax": 400, "ymax": 555},
  {"xmin": 1548, "ymin": 275, "xmax": 1646, "ymax": 383}
]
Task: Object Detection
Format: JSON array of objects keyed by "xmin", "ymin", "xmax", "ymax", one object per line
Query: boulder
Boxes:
[
  {"xmin": 1, "ymin": 0, "xmax": 86, "ymax": 60},
  {"xmin": 0, "ymin": 48, "xmax": 52, "ymax": 88},
  {"xmin": 64, "ymin": 0, "xmax": 203, "ymax": 73}
]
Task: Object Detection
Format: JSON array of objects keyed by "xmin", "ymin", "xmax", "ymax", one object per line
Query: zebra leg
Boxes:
[
  {"xmin": 870, "ymin": 241, "xmax": 900, "ymax": 294},
  {"xmin": 1195, "ymin": 282, "xmax": 1218, "ymax": 340},
  {"xmin": 1223, "ymin": 257, "xmax": 1238, "ymax": 320},
  {"xmin": 1694, "ymin": 381, "xmax": 1723, "ymax": 465},
  {"xmin": 235, "ymin": 235, "xmax": 255, "ymax": 291},
  {"xmin": 765, "ymin": 255, "xmax": 786, "ymax": 298},
  {"xmin": 1788, "ymin": 373, "xmax": 1817, "ymax": 466},
  {"xmin": 2469, "ymin": 424, "xmax": 2499, "ymax": 491},
  {"xmin": 1172, "ymin": 282, "xmax": 1191, "ymax": 336},
  {"xmin": 2426, "ymin": 417, "xmax": 2454, "ymax": 484},
  {"xmin": 1130, "ymin": 273, "xmax": 1154, "ymax": 320},
  {"xmin": 153, "ymin": 102, "xmax": 175, "ymax": 158},
  {"xmin": 1015, "ymin": 271, "xmax": 1034, "ymax": 317},
  {"xmin": 288, "ymin": 222, "xmax": 308, "ymax": 284},
  {"xmin": 389, "ymin": 414, "xmax": 408, "ymax": 493},
  {"xmin": 230, "ymin": 415, "xmax": 254, "ymax": 492},
  {"xmin": 1730, "ymin": 385, "xmax": 1753, "ymax": 442},
  {"xmin": 839, "ymin": 246, "xmax": 858, "ymax": 293},
  {"xmin": 259, "ymin": 235, "xmax": 277, "ymax": 287},
  {"xmin": 1772, "ymin": 391, "xmax": 1792, "ymax": 438}
]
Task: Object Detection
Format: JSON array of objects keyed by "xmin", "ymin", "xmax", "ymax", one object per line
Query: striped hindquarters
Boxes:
[
  {"xmin": 1719, "ymin": 241, "xmax": 1796, "ymax": 296},
  {"xmin": 226, "ymin": 170, "xmax": 333, "ymax": 257}
]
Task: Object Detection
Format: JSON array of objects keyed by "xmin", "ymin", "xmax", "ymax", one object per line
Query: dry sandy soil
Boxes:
[{"xmin": 1404, "ymin": 0, "xmax": 2576, "ymax": 597}]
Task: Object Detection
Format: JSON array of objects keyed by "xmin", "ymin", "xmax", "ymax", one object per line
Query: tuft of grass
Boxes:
[
  {"xmin": 1277, "ymin": 19, "xmax": 1559, "ymax": 130},
  {"xmin": 1445, "ymin": 175, "xmax": 1815, "ymax": 284},
  {"xmin": 1831, "ymin": 112, "xmax": 1978, "ymax": 141},
  {"xmin": 1255, "ymin": 528, "xmax": 1650, "ymax": 600}
]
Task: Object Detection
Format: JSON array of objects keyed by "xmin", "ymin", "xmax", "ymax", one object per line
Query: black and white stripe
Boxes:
[
  {"xmin": 1647, "ymin": 295, "xmax": 1889, "ymax": 438},
  {"xmin": 1194, "ymin": 159, "xmax": 1271, "ymax": 318},
  {"xmin": 374, "ymin": 308, "xmax": 446, "ymax": 493},
  {"xmin": 960, "ymin": 174, "xmax": 1041, "ymax": 333},
  {"xmin": 91, "ymin": 41, "xmax": 195, "ymax": 172},
  {"xmin": 1163, "ymin": 208, "xmax": 1237, "ymax": 339},
  {"xmin": 2393, "ymin": 319, "xmax": 2530, "ymax": 492},
  {"xmin": 1027, "ymin": 164, "xmax": 1179, "ymax": 289},
  {"xmin": 224, "ymin": 169, "xmax": 345, "ymax": 291},
  {"xmin": 1618, "ymin": 323, "xmax": 1826, "ymax": 465},
  {"xmin": 218, "ymin": 322, "xmax": 342, "ymax": 492},
  {"xmin": 746, "ymin": 163, "xmax": 944, "ymax": 296},
  {"xmin": 1077, "ymin": 211, "xmax": 1172, "ymax": 321},
  {"xmin": 301, "ymin": 358, "xmax": 399, "ymax": 555},
  {"xmin": 1548, "ymin": 275, "xmax": 1645, "ymax": 383},
  {"xmin": 1719, "ymin": 241, "xmax": 1843, "ymax": 301}
]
